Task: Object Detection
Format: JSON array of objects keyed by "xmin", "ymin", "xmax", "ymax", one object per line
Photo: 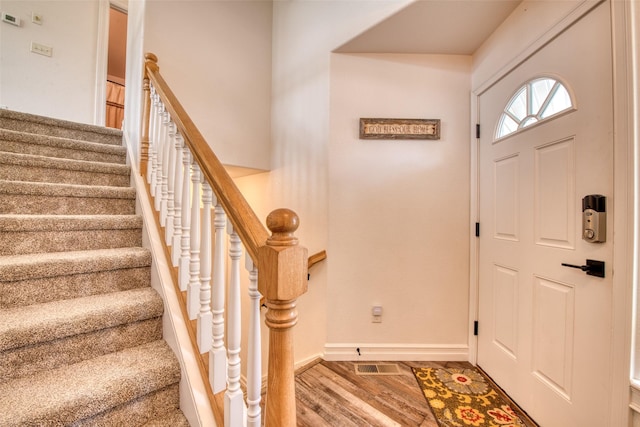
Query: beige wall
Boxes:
[
  {"xmin": 267, "ymin": 0, "xmax": 479, "ymax": 363},
  {"xmin": 0, "ymin": 0, "xmax": 100, "ymax": 123},
  {"xmin": 326, "ymin": 53, "xmax": 471, "ymax": 357},
  {"xmin": 143, "ymin": 0, "xmax": 272, "ymax": 171}
]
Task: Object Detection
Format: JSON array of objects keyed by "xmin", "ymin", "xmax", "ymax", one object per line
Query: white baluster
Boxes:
[
  {"xmin": 197, "ymin": 180, "xmax": 213, "ymax": 353},
  {"xmin": 171, "ymin": 132, "xmax": 184, "ymax": 267},
  {"xmin": 246, "ymin": 258, "xmax": 262, "ymax": 427},
  {"xmin": 187, "ymin": 162, "xmax": 201, "ymax": 320},
  {"xmin": 153, "ymin": 103, "xmax": 166, "ymax": 210},
  {"xmin": 165, "ymin": 121, "xmax": 177, "ymax": 244},
  {"xmin": 209, "ymin": 200, "xmax": 227, "ymax": 394},
  {"xmin": 146, "ymin": 84, "xmax": 157, "ymax": 185},
  {"xmin": 159, "ymin": 111, "xmax": 171, "ymax": 226},
  {"xmin": 149, "ymin": 92, "xmax": 161, "ymax": 197},
  {"xmin": 179, "ymin": 149, "xmax": 192, "ymax": 291},
  {"xmin": 225, "ymin": 224, "xmax": 245, "ymax": 426}
]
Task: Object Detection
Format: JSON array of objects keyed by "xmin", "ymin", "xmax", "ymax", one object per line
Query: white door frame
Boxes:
[{"xmin": 468, "ymin": 1, "xmax": 635, "ymax": 425}]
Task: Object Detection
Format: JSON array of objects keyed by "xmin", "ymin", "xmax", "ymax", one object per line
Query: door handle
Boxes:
[{"xmin": 561, "ymin": 259, "xmax": 605, "ymax": 278}]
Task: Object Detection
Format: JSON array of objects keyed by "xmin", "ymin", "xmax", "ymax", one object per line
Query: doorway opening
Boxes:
[{"xmin": 106, "ymin": 5, "xmax": 127, "ymax": 129}]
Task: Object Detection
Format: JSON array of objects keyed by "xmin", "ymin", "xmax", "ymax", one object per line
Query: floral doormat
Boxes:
[{"xmin": 412, "ymin": 367, "xmax": 527, "ymax": 427}]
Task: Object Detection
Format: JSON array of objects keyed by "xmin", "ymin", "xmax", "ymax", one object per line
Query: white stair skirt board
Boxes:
[
  {"xmin": 324, "ymin": 343, "xmax": 468, "ymax": 361},
  {"xmin": 128, "ymin": 138, "xmax": 216, "ymax": 427}
]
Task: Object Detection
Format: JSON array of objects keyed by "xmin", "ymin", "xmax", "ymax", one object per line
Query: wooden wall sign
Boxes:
[{"xmin": 359, "ymin": 118, "xmax": 440, "ymax": 140}]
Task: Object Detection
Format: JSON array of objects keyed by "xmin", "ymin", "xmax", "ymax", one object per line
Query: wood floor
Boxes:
[{"xmin": 291, "ymin": 360, "xmax": 538, "ymax": 427}]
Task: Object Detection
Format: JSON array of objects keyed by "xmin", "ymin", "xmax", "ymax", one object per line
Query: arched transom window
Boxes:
[{"xmin": 495, "ymin": 77, "xmax": 574, "ymax": 140}]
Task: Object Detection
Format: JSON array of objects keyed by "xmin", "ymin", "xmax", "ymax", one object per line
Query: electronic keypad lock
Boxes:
[{"xmin": 582, "ymin": 194, "xmax": 606, "ymax": 243}]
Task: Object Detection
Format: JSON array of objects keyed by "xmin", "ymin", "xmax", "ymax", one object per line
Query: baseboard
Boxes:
[{"xmin": 324, "ymin": 343, "xmax": 469, "ymax": 361}]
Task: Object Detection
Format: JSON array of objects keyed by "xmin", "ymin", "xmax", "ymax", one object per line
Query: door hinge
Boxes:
[
  {"xmin": 476, "ymin": 124, "xmax": 480, "ymax": 139},
  {"xmin": 474, "ymin": 321, "xmax": 479, "ymax": 336},
  {"xmin": 475, "ymin": 222, "xmax": 480, "ymax": 237}
]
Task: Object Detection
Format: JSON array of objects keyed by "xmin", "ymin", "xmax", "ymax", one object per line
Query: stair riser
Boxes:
[
  {"xmin": 0, "ymin": 229, "xmax": 142, "ymax": 255},
  {"xmin": 74, "ymin": 385, "xmax": 182, "ymax": 427},
  {"xmin": 0, "ymin": 117, "xmax": 123, "ymax": 146},
  {"xmin": 0, "ymin": 318, "xmax": 162, "ymax": 381},
  {"xmin": 0, "ymin": 139, "xmax": 126, "ymax": 164},
  {"xmin": 1, "ymin": 267, "xmax": 150, "ymax": 309},
  {"xmin": 0, "ymin": 194, "xmax": 135, "ymax": 215},
  {"xmin": 0, "ymin": 163, "xmax": 130, "ymax": 187}
]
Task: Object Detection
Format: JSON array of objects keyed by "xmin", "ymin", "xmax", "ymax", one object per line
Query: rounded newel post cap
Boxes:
[
  {"xmin": 145, "ymin": 52, "xmax": 158, "ymax": 63},
  {"xmin": 144, "ymin": 53, "xmax": 159, "ymax": 73},
  {"xmin": 266, "ymin": 208, "xmax": 299, "ymax": 246}
]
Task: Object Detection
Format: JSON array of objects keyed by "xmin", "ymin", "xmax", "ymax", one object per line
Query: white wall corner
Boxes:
[
  {"xmin": 124, "ymin": 133, "xmax": 216, "ymax": 427},
  {"xmin": 324, "ymin": 343, "xmax": 468, "ymax": 362}
]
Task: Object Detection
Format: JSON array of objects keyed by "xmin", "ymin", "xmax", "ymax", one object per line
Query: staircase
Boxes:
[{"xmin": 0, "ymin": 110, "xmax": 189, "ymax": 426}]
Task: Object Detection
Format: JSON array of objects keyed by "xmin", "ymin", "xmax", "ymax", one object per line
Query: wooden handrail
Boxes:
[
  {"xmin": 308, "ymin": 250, "xmax": 327, "ymax": 270},
  {"xmin": 143, "ymin": 53, "xmax": 268, "ymax": 262},
  {"xmin": 141, "ymin": 52, "xmax": 311, "ymax": 427}
]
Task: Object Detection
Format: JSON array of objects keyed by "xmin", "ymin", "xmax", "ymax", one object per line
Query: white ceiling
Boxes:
[{"xmin": 335, "ymin": 0, "xmax": 522, "ymax": 55}]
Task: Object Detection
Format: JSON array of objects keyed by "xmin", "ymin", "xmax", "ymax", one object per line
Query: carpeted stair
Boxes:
[{"xmin": 0, "ymin": 109, "xmax": 189, "ymax": 426}]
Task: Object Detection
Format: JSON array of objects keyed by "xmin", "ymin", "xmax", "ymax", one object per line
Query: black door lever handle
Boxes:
[
  {"xmin": 561, "ymin": 259, "xmax": 605, "ymax": 278},
  {"xmin": 561, "ymin": 263, "xmax": 590, "ymax": 271}
]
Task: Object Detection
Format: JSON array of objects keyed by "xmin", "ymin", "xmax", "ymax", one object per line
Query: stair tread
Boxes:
[
  {"xmin": 0, "ymin": 127, "xmax": 126, "ymax": 153},
  {"xmin": 0, "ymin": 213, "xmax": 141, "ymax": 231},
  {"xmin": 0, "ymin": 109, "xmax": 123, "ymax": 142},
  {"xmin": 0, "ymin": 247, "xmax": 151, "ymax": 281},
  {"xmin": 0, "ymin": 287, "xmax": 163, "ymax": 351},
  {"xmin": 141, "ymin": 408, "xmax": 190, "ymax": 426},
  {"xmin": 0, "ymin": 340, "xmax": 180, "ymax": 426},
  {"xmin": 0, "ymin": 150, "xmax": 130, "ymax": 175},
  {"xmin": 0, "ymin": 179, "xmax": 136, "ymax": 198}
]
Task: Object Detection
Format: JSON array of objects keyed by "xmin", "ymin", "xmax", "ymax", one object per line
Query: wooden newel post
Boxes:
[
  {"xmin": 258, "ymin": 208, "xmax": 308, "ymax": 427},
  {"xmin": 140, "ymin": 52, "xmax": 158, "ymax": 177}
]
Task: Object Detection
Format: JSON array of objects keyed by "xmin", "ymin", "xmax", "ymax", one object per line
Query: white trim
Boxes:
[
  {"xmin": 614, "ymin": 0, "xmax": 640, "ymax": 426},
  {"xmin": 125, "ymin": 135, "xmax": 216, "ymax": 427},
  {"xmin": 468, "ymin": 92, "xmax": 480, "ymax": 366},
  {"xmin": 631, "ymin": 382, "xmax": 640, "ymax": 415},
  {"xmin": 611, "ymin": 0, "xmax": 638, "ymax": 426},
  {"xmin": 94, "ymin": 0, "xmax": 109, "ymax": 127},
  {"xmin": 324, "ymin": 343, "xmax": 468, "ymax": 362},
  {"xmin": 110, "ymin": 0, "xmax": 128, "ymax": 14}
]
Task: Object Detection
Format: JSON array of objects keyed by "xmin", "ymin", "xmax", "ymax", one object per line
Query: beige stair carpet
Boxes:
[{"xmin": 0, "ymin": 110, "xmax": 189, "ymax": 426}]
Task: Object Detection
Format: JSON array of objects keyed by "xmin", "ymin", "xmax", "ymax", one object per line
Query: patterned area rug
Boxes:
[{"xmin": 412, "ymin": 367, "xmax": 527, "ymax": 427}]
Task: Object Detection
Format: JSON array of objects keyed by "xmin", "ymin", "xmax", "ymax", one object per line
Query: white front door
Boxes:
[{"xmin": 477, "ymin": 2, "xmax": 613, "ymax": 426}]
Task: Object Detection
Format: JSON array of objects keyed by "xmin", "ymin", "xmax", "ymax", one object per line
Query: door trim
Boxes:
[{"xmin": 609, "ymin": 1, "xmax": 636, "ymax": 426}]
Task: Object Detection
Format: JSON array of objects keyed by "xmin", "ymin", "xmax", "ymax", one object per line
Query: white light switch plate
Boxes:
[{"xmin": 31, "ymin": 42, "xmax": 52, "ymax": 57}]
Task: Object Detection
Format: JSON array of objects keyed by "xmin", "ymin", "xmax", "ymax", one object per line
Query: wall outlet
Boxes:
[{"xmin": 372, "ymin": 306, "xmax": 382, "ymax": 323}]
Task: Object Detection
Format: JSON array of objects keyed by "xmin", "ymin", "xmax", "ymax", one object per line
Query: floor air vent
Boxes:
[{"xmin": 355, "ymin": 363, "xmax": 401, "ymax": 375}]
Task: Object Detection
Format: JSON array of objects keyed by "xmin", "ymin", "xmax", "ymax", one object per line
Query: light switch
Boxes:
[{"xmin": 31, "ymin": 42, "xmax": 52, "ymax": 57}]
